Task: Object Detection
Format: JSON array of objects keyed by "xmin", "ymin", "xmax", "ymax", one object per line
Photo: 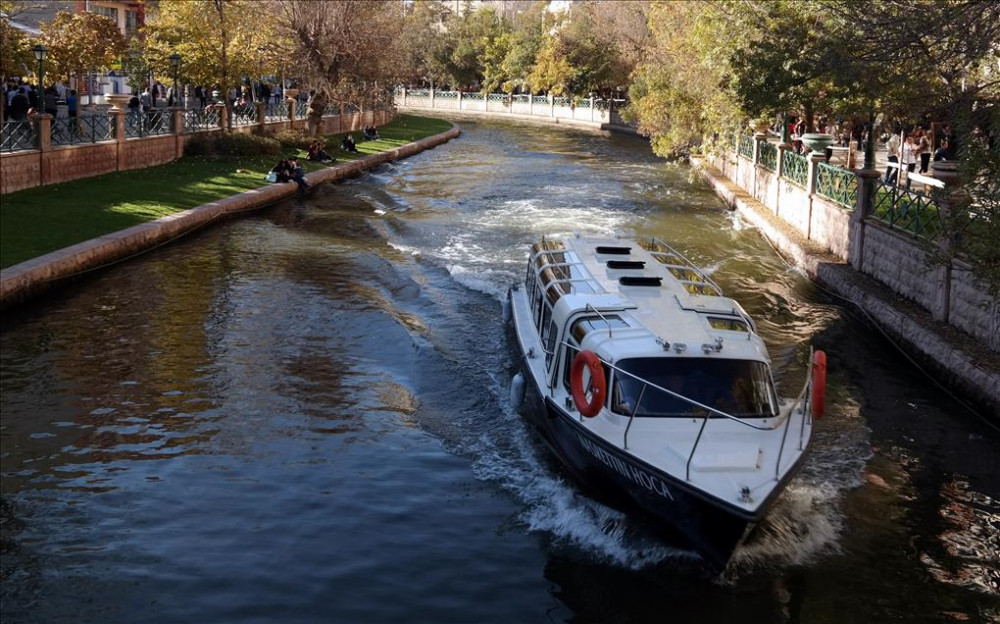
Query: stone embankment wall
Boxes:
[
  {"xmin": 1, "ymin": 107, "xmax": 391, "ymax": 195},
  {"xmin": 695, "ymin": 152, "xmax": 998, "ymax": 414},
  {"xmin": 705, "ymin": 149, "xmax": 997, "ymax": 352},
  {"xmin": 0, "ymin": 122, "xmax": 457, "ymax": 310}
]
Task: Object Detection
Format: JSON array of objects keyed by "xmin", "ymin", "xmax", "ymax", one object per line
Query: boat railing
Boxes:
[
  {"xmin": 643, "ymin": 237, "xmax": 723, "ymax": 296},
  {"xmin": 531, "ymin": 252, "xmax": 602, "ymax": 300},
  {"xmin": 584, "ymin": 303, "xmax": 617, "ymax": 338},
  {"xmin": 568, "ymin": 344, "xmax": 812, "ymax": 482}
]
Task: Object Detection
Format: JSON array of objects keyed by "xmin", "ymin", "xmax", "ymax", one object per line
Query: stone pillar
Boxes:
[
  {"xmin": 287, "ymin": 97, "xmax": 296, "ymax": 128},
  {"xmin": 849, "ymin": 169, "xmax": 880, "ymax": 271},
  {"xmin": 775, "ymin": 144, "xmax": 790, "ymax": 217},
  {"xmin": 590, "ymin": 96, "xmax": 595, "ymax": 122},
  {"xmin": 112, "ymin": 108, "xmax": 127, "ymax": 171},
  {"xmin": 805, "ymin": 151, "xmax": 824, "ymax": 196},
  {"xmin": 256, "ymin": 101, "xmax": 267, "ymax": 133},
  {"xmin": 430, "ymin": 87, "xmax": 435, "ymax": 109},
  {"xmin": 528, "ymin": 93, "xmax": 533, "ymax": 116},
  {"xmin": 401, "ymin": 87, "xmax": 407, "ymax": 107},
  {"xmin": 34, "ymin": 113, "xmax": 53, "ymax": 185},
  {"xmin": 171, "ymin": 107, "xmax": 185, "ymax": 158},
  {"xmin": 549, "ymin": 93, "xmax": 554, "ymax": 118},
  {"xmin": 457, "ymin": 90, "xmax": 463, "ymax": 111},
  {"xmin": 217, "ymin": 103, "xmax": 229, "ymax": 131},
  {"xmin": 930, "ymin": 161, "xmax": 961, "ymax": 323},
  {"xmin": 805, "ymin": 151, "xmax": 825, "ymax": 240},
  {"xmin": 753, "ymin": 132, "xmax": 766, "ymax": 166}
]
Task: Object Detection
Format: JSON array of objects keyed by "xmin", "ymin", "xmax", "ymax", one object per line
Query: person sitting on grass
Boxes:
[
  {"xmin": 340, "ymin": 134, "xmax": 359, "ymax": 153},
  {"xmin": 362, "ymin": 125, "xmax": 380, "ymax": 141},
  {"xmin": 271, "ymin": 157, "xmax": 310, "ymax": 193},
  {"xmin": 307, "ymin": 140, "xmax": 334, "ymax": 163}
]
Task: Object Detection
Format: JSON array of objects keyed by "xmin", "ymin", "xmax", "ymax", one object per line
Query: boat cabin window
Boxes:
[
  {"xmin": 707, "ymin": 316, "xmax": 749, "ymax": 332},
  {"xmin": 570, "ymin": 316, "xmax": 628, "ymax": 343},
  {"xmin": 610, "ymin": 358, "xmax": 777, "ymax": 418}
]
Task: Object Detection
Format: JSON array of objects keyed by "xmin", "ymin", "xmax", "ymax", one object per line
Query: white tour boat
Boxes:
[{"xmin": 505, "ymin": 235, "xmax": 826, "ymax": 572}]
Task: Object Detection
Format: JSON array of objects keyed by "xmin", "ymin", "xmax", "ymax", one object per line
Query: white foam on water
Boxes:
[
  {"xmin": 387, "ymin": 242, "xmax": 421, "ymax": 257},
  {"xmin": 446, "ymin": 265, "xmax": 517, "ymax": 301},
  {"xmin": 462, "ymin": 366, "xmax": 696, "ymax": 570}
]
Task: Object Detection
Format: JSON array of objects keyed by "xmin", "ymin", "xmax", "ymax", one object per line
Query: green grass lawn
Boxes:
[{"xmin": 0, "ymin": 114, "xmax": 452, "ymax": 268}]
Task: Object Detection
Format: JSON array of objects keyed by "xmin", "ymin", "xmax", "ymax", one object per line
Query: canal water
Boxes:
[{"xmin": 1, "ymin": 120, "xmax": 997, "ymax": 623}]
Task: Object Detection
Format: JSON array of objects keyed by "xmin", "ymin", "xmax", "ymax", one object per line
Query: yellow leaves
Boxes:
[{"xmin": 40, "ymin": 11, "xmax": 127, "ymax": 79}]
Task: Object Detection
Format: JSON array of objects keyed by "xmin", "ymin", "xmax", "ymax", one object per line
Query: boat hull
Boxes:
[{"xmin": 518, "ymin": 365, "xmax": 759, "ymax": 572}]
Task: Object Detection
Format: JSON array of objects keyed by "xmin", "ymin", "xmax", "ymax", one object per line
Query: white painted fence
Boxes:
[{"xmin": 395, "ymin": 88, "xmax": 627, "ymax": 128}]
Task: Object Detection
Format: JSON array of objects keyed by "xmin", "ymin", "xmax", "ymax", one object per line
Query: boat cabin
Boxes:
[{"xmin": 522, "ymin": 237, "xmax": 780, "ymax": 419}]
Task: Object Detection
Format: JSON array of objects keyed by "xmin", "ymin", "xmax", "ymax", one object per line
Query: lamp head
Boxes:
[
  {"xmin": 32, "ymin": 44, "xmax": 47, "ymax": 62},
  {"xmin": 169, "ymin": 53, "xmax": 182, "ymax": 69}
]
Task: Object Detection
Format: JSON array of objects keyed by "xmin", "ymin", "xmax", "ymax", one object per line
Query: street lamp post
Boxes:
[
  {"xmin": 169, "ymin": 53, "xmax": 182, "ymax": 108},
  {"xmin": 32, "ymin": 44, "xmax": 47, "ymax": 91}
]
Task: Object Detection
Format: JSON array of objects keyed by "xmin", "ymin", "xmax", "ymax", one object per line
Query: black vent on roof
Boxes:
[
  {"xmin": 619, "ymin": 276, "xmax": 662, "ymax": 287},
  {"xmin": 607, "ymin": 260, "xmax": 646, "ymax": 269},
  {"xmin": 596, "ymin": 245, "xmax": 632, "ymax": 255}
]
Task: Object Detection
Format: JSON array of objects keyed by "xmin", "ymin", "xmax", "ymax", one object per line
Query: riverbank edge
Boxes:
[
  {"xmin": 0, "ymin": 123, "xmax": 462, "ymax": 311},
  {"xmin": 397, "ymin": 105, "xmax": 637, "ymax": 135},
  {"xmin": 692, "ymin": 156, "xmax": 999, "ymax": 418}
]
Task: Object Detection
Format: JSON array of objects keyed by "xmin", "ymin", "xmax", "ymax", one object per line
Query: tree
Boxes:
[
  {"xmin": 39, "ymin": 11, "xmax": 126, "ymax": 95},
  {"xmin": 275, "ymin": 0, "xmax": 404, "ymax": 128},
  {"xmin": 144, "ymin": 0, "xmax": 275, "ymax": 123},
  {"xmin": 0, "ymin": 2, "xmax": 35, "ymax": 83},
  {"xmin": 626, "ymin": 2, "xmax": 744, "ymax": 157},
  {"xmin": 398, "ymin": 0, "xmax": 454, "ymax": 87}
]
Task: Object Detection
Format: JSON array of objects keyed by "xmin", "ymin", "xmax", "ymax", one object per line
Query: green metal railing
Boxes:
[
  {"xmin": 1, "ymin": 120, "xmax": 37, "ymax": 152},
  {"xmin": 758, "ymin": 141, "xmax": 778, "ymax": 172},
  {"xmin": 816, "ymin": 163, "xmax": 858, "ymax": 209},
  {"xmin": 781, "ymin": 151, "xmax": 808, "ymax": 187},
  {"xmin": 738, "ymin": 135, "xmax": 754, "ymax": 159},
  {"xmin": 50, "ymin": 115, "xmax": 115, "ymax": 146},
  {"xmin": 870, "ymin": 181, "xmax": 941, "ymax": 238}
]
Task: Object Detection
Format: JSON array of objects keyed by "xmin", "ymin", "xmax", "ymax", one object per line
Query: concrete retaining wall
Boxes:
[{"xmin": 0, "ymin": 123, "xmax": 460, "ymax": 310}]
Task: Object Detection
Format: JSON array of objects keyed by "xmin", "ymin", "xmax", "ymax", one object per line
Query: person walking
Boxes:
[
  {"xmin": 884, "ymin": 132, "xmax": 900, "ymax": 184},
  {"xmin": 901, "ymin": 134, "xmax": 918, "ymax": 188},
  {"xmin": 916, "ymin": 127, "xmax": 931, "ymax": 174}
]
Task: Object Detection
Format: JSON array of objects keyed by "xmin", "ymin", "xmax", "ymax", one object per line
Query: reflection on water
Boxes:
[{"xmin": 2, "ymin": 119, "xmax": 998, "ymax": 623}]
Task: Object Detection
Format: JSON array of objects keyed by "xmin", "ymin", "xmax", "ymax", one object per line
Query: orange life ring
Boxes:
[
  {"xmin": 571, "ymin": 350, "xmax": 606, "ymax": 418},
  {"xmin": 810, "ymin": 350, "xmax": 827, "ymax": 418}
]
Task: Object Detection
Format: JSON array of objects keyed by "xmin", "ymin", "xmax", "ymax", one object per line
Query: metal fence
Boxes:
[
  {"xmin": 265, "ymin": 101, "xmax": 288, "ymax": 122},
  {"xmin": 125, "ymin": 110, "xmax": 172, "ymax": 138},
  {"xmin": 738, "ymin": 135, "xmax": 755, "ymax": 160},
  {"xmin": 781, "ymin": 151, "xmax": 808, "ymax": 187},
  {"xmin": 294, "ymin": 100, "xmax": 308, "ymax": 119},
  {"xmin": 816, "ymin": 162, "xmax": 858, "ymax": 209},
  {"xmin": 758, "ymin": 142, "xmax": 778, "ymax": 172},
  {"xmin": 51, "ymin": 115, "xmax": 115, "ymax": 146},
  {"xmin": 183, "ymin": 108, "xmax": 220, "ymax": 132},
  {"xmin": 2, "ymin": 120, "xmax": 38, "ymax": 152},
  {"xmin": 231, "ymin": 104, "xmax": 257, "ymax": 127},
  {"xmin": 870, "ymin": 181, "xmax": 940, "ymax": 238}
]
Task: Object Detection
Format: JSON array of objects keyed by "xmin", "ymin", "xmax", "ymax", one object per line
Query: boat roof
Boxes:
[{"xmin": 532, "ymin": 236, "xmax": 771, "ymax": 364}]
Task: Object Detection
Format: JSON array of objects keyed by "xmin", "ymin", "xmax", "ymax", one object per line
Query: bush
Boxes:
[
  {"xmin": 272, "ymin": 129, "xmax": 314, "ymax": 150},
  {"xmin": 183, "ymin": 131, "xmax": 281, "ymax": 157}
]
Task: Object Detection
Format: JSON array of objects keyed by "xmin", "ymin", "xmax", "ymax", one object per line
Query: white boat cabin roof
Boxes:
[{"xmin": 528, "ymin": 236, "xmax": 771, "ymax": 364}]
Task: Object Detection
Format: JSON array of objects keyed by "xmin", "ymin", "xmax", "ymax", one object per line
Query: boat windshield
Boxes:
[{"xmin": 610, "ymin": 358, "xmax": 777, "ymax": 418}]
